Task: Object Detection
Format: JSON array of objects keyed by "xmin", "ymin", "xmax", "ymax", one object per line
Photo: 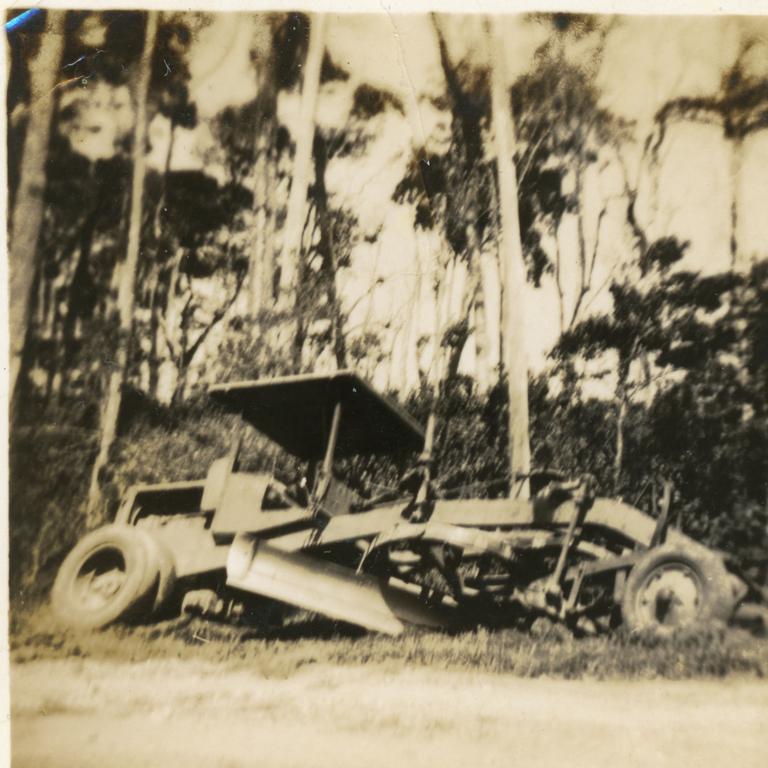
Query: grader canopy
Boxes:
[{"xmin": 209, "ymin": 371, "xmax": 425, "ymax": 459}]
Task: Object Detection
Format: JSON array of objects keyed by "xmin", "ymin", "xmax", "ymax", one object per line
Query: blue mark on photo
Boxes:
[{"xmin": 5, "ymin": 8, "xmax": 43, "ymax": 32}]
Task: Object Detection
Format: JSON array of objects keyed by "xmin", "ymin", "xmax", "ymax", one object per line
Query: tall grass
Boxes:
[{"xmin": 10, "ymin": 605, "xmax": 768, "ymax": 680}]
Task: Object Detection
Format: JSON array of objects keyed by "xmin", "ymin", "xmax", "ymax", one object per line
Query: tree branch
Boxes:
[{"xmin": 182, "ymin": 269, "xmax": 246, "ymax": 368}]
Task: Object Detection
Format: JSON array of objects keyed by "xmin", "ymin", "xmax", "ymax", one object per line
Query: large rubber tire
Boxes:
[
  {"xmin": 622, "ymin": 544, "xmax": 735, "ymax": 636},
  {"xmin": 51, "ymin": 525, "xmax": 159, "ymax": 630},
  {"xmin": 135, "ymin": 528, "xmax": 177, "ymax": 617}
]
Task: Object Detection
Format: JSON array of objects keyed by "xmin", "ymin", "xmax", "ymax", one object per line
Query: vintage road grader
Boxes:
[{"xmin": 52, "ymin": 371, "xmax": 765, "ymax": 637}]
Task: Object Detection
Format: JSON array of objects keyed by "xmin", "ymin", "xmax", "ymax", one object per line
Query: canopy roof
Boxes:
[{"xmin": 209, "ymin": 371, "xmax": 425, "ymax": 460}]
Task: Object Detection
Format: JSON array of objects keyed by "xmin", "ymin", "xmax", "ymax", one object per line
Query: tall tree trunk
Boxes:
[
  {"xmin": 472, "ymin": 259, "xmax": 490, "ymax": 393},
  {"xmin": 147, "ymin": 281, "xmax": 162, "ymax": 398},
  {"xmin": 433, "ymin": 256, "xmax": 456, "ymax": 386},
  {"xmin": 250, "ymin": 121, "xmax": 277, "ymax": 313},
  {"xmin": 614, "ymin": 385, "xmax": 628, "ymax": 495},
  {"xmin": 393, "ymin": 231, "xmax": 425, "ymax": 394},
  {"xmin": 466, "ymin": 225, "xmax": 490, "ymax": 392},
  {"xmin": 276, "ymin": 13, "xmax": 325, "ymax": 369},
  {"xmin": 553, "ymin": 225, "xmax": 566, "ymax": 333},
  {"xmin": 312, "ymin": 135, "xmax": 347, "ymax": 369},
  {"xmin": 445, "ymin": 264, "xmax": 480, "ymax": 381},
  {"xmin": 613, "ymin": 352, "xmax": 633, "ymax": 495},
  {"xmin": 488, "ymin": 16, "xmax": 531, "ymax": 494},
  {"xmin": 249, "ymin": 42, "xmax": 280, "ymax": 314},
  {"xmin": 148, "ymin": 120, "xmax": 176, "ymax": 397},
  {"xmin": 59, "ymin": 208, "xmax": 99, "ymax": 402},
  {"xmin": 86, "ymin": 12, "xmax": 158, "ymax": 526},
  {"xmin": 8, "ymin": 10, "xmax": 66, "ymax": 405},
  {"xmin": 569, "ymin": 163, "xmax": 590, "ymax": 328},
  {"xmin": 730, "ymin": 135, "xmax": 744, "ymax": 270}
]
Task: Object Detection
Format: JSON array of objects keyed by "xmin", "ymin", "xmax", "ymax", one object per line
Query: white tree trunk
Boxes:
[
  {"xmin": 488, "ymin": 16, "xmax": 531, "ymax": 493},
  {"xmin": 248, "ymin": 21, "xmax": 280, "ymax": 315},
  {"xmin": 8, "ymin": 10, "xmax": 66, "ymax": 402},
  {"xmin": 730, "ymin": 136, "xmax": 744, "ymax": 270},
  {"xmin": 472, "ymin": 261, "xmax": 490, "ymax": 393},
  {"xmin": 86, "ymin": 12, "xmax": 159, "ymax": 526},
  {"xmin": 249, "ymin": 135, "xmax": 275, "ymax": 313},
  {"xmin": 276, "ymin": 13, "xmax": 325, "ymax": 367}
]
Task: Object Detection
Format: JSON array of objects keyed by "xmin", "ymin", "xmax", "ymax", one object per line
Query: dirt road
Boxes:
[{"xmin": 11, "ymin": 659, "xmax": 768, "ymax": 768}]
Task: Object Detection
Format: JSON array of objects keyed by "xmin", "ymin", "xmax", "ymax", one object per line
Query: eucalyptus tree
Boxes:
[
  {"xmin": 648, "ymin": 39, "xmax": 768, "ymax": 268},
  {"xmin": 16, "ymin": 12, "xmax": 204, "ymax": 408},
  {"xmin": 488, "ymin": 15, "xmax": 531, "ymax": 488},
  {"xmin": 393, "ymin": 16, "xmax": 498, "ymax": 395},
  {"xmin": 140, "ymin": 13, "xmax": 200, "ymax": 396},
  {"xmin": 137, "ymin": 166, "xmax": 252, "ymax": 404},
  {"xmin": 276, "ymin": 13, "xmax": 326, "ymax": 370},
  {"xmin": 15, "ymin": 11, "xmax": 150, "ymax": 412},
  {"xmin": 305, "ymin": 79, "xmax": 405, "ymax": 372},
  {"xmin": 237, "ymin": 12, "xmax": 354, "ymax": 373},
  {"xmin": 207, "ymin": 19, "xmax": 389, "ymax": 380},
  {"xmin": 510, "ymin": 15, "xmax": 623, "ymax": 332},
  {"xmin": 8, "ymin": 9, "xmax": 66, "ymax": 404},
  {"xmin": 247, "ymin": 12, "xmax": 295, "ymax": 315},
  {"xmin": 392, "ymin": 14, "xmax": 534, "ymax": 487},
  {"xmin": 554, "ymin": 237, "xmax": 739, "ymax": 493},
  {"xmin": 86, "ymin": 11, "xmax": 159, "ymax": 524},
  {"xmin": 718, "ymin": 51, "xmax": 768, "ymax": 268}
]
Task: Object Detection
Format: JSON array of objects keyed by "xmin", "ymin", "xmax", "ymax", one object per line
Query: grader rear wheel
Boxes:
[{"xmin": 621, "ymin": 544, "xmax": 735, "ymax": 636}]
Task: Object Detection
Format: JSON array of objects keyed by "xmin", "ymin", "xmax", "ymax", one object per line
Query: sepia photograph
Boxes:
[{"xmin": 3, "ymin": 1, "xmax": 768, "ymax": 766}]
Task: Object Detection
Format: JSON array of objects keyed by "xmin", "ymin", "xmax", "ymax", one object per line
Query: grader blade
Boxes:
[{"xmin": 226, "ymin": 534, "xmax": 452, "ymax": 635}]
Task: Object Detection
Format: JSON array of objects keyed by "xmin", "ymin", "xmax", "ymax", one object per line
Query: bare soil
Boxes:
[{"xmin": 11, "ymin": 657, "xmax": 768, "ymax": 768}]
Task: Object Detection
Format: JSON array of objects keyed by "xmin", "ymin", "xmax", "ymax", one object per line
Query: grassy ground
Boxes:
[{"xmin": 10, "ymin": 602, "xmax": 768, "ymax": 680}]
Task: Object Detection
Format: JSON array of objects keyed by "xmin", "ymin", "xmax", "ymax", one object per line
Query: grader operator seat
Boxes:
[{"xmin": 208, "ymin": 371, "xmax": 425, "ymax": 522}]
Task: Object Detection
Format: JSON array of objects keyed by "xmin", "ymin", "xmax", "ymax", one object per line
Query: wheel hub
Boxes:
[
  {"xmin": 75, "ymin": 548, "xmax": 128, "ymax": 611},
  {"xmin": 637, "ymin": 563, "xmax": 701, "ymax": 628}
]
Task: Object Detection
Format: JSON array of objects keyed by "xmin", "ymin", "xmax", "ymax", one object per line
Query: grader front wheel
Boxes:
[{"xmin": 51, "ymin": 525, "xmax": 164, "ymax": 630}]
